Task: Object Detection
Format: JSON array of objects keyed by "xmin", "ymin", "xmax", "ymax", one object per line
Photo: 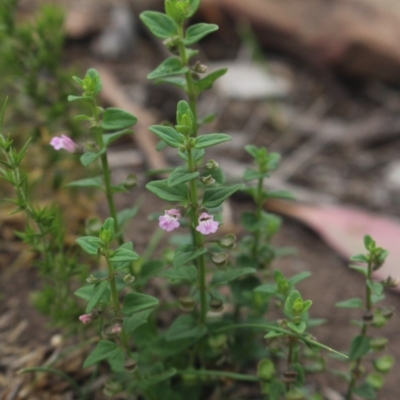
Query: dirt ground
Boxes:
[{"xmin": 1, "ymin": 8, "xmax": 400, "ymax": 400}]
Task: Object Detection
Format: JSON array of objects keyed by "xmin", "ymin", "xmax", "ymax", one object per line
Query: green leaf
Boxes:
[
  {"xmin": 270, "ymin": 380, "xmax": 285, "ymax": 400},
  {"xmin": 74, "ymin": 284, "xmax": 110, "ymax": 304},
  {"xmin": 194, "ymin": 133, "xmax": 231, "ymax": 149},
  {"xmin": 76, "ymin": 236, "xmax": 103, "ymax": 255},
  {"xmin": 193, "ymin": 68, "xmax": 227, "ymax": 95},
  {"xmin": 173, "ymin": 245, "xmax": 207, "ymax": 269},
  {"xmin": 65, "ymin": 176, "xmax": 103, "ymax": 189},
  {"xmin": 184, "ymin": 23, "xmax": 218, "ymax": 45},
  {"xmin": 287, "ymin": 321, "xmax": 307, "ymax": 334},
  {"xmin": 116, "ymin": 207, "xmax": 138, "ymax": 227},
  {"xmin": 155, "ymin": 76, "xmax": 187, "ymax": 89},
  {"xmin": 243, "ymin": 168, "xmax": 266, "ymax": 181},
  {"xmin": 138, "ymin": 368, "xmax": 177, "ymax": 390},
  {"xmin": 186, "ymin": 0, "xmax": 201, "ymax": 17},
  {"xmin": 83, "ymin": 340, "xmax": 123, "ymax": 368},
  {"xmin": 122, "ymin": 292, "xmax": 159, "ymax": 316},
  {"xmin": 148, "ymin": 57, "xmax": 188, "ymax": 80},
  {"xmin": 86, "ymin": 281, "xmax": 108, "ymax": 313},
  {"xmin": 350, "ymin": 253, "xmax": 369, "ymax": 263},
  {"xmin": 211, "ymin": 267, "xmax": 256, "ymax": 285},
  {"xmin": 178, "ymin": 148, "xmax": 204, "ymax": 162},
  {"xmin": 288, "ymin": 271, "xmax": 311, "ymax": 286},
  {"xmin": 349, "ymin": 335, "xmax": 370, "ymax": 360},
  {"xmin": 364, "ymin": 235, "xmax": 375, "ymax": 251},
  {"xmin": 168, "ymin": 166, "xmax": 199, "ymax": 187},
  {"xmin": 267, "ymin": 190, "xmax": 296, "ymax": 201},
  {"xmin": 102, "ymin": 129, "xmax": 132, "ymax": 147},
  {"xmin": 349, "ymin": 264, "xmax": 367, "ymax": 277},
  {"xmin": 240, "ymin": 211, "xmax": 271, "ymax": 232},
  {"xmin": 283, "ymin": 290, "xmax": 302, "ymax": 317},
  {"xmin": 158, "ymin": 266, "xmax": 197, "ymax": 283},
  {"xmin": 166, "ymin": 315, "xmax": 207, "ymax": 341},
  {"xmin": 101, "ymin": 107, "xmax": 137, "ymax": 130},
  {"xmin": 123, "ymin": 308, "xmax": 154, "ymax": 334},
  {"xmin": 149, "ymin": 125, "xmax": 185, "ymax": 148},
  {"xmin": 367, "ymin": 280, "xmax": 383, "ymax": 296},
  {"xmin": 254, "ymin": 283, "xmax": 277, "ymax": 294},
  {"xmin": 67, "ymin": 95, "xmax": 92, "ymax": 102},
  {"xmin": 138, "ymin": 260, "xmax": 165, "ymax": 282},
  {"xmin": 335, "ymin": 298, "xmax": 363, "ymax": 308},
  {"xmin": 202, "ymin": 184, "xmax": 243, "ymax": 208},
  {"xmin": 146, "ymin": 179, "xmax": 188, "ymax": 202},
  {"xmin": 140, "ymin": 11, "xmax": 178, "ymax": 39},
  {"xmin": 354, "ymin": 383, "xmax": 376, "ymax": 400},
  {"xmin": 109, "ymin": 243, "xmax": 140, "ymax": 263},
  {"xmin": 80, "ymin": 150, "xmax": 104, "ymax": 167}
]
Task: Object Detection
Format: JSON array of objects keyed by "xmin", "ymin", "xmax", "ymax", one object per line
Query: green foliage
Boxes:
[{"xmin": 1, "ymin": 0, "xmax": 395, "ymax": 399}]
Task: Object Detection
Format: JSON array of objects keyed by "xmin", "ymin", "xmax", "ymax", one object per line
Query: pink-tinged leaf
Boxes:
[{"xmin": 266, "ymin": 201, "xmax": 400, "ymax": 287}]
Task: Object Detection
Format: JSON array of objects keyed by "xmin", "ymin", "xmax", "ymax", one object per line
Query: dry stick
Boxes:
[{"xmin": 94, "ymin": 64, "xmax": 169, "ymax": 172}]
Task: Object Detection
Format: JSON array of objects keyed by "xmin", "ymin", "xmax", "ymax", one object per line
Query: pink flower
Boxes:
[
  {"xmin": 159, "ymin": 209, "xmax": 181, "ymax": 232},
  {"xmin": 50, "ymin": 135, "xmax": 77, "ymax": 152},
  {"xmin": 196, "ymin": 212, "xmax": 219, "ymax": 235},
  {"xmin": 111, "ymin": 324, "xmax": 122, "ymax": 334},
  {"xmin": 79, "ymin": 314, "xmax": 92, "ymax": 324}
]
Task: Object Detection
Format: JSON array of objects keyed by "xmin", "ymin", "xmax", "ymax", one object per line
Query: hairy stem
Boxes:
[
  {"xmin": 91, "ymin": 101, "xmax": 123, "ymax": 246},
  {"xmin": 187, "ymin": 149, "xmax": 207, "ymax": 324},
  {"xmin": 345, "ymin": 259, "xmax": 373, "ymax": 400}
]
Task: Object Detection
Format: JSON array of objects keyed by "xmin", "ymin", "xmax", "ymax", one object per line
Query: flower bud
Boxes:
[
  {"xmin": 218, "ymin": 234, "xmax": 236, "ymax": 249},
  {"xmin": 257, "ymin": 359, "xmax": 275, "ymax": 381},
  {"xmin": 282, "ymin": 369, "xmax": 297, "ymax": 384},
  {"xmin": 209, "ymin": 298, "xmax": 224, "ymax": 312},
  {"xmin": 193, "ymin": 61, "xmax": 208, "ymax": 73},
  {"xmin": 208, "ymin": 334, "xmax": 227, "ymax": 351},
  {"xmin": 179, "ymin": 296, "xmax": 196, "ymax": 312},
  {"xmin": 362, "ymin": 311, "xmax": 374, "ymax": 323},
  {"xmin": 124, "ymin": 359, "xmax": 137, "ymax": 372},
  {"xmin": 381, "ymin": 306, "xmax": 395, "ymax": 320},
  {"xmin": 373, "ymin": 355, "xmax": 394, "ymax": 374},
  {"xmin": 372, "ymin": 311, "xmax": 387, "ymax": 328},
  {"xmin": 381, "ymin": 276, "xmax": 399, "ymax": 288},
  {"xmin": 123, "ymin": 173, "xmax": 137, "ymax": 189},
  {"xmin": 199, "ymin": 175, "xmax": 215, "ymax": 186},
  {"xmin": 103, "ymin": 380, "xmax": 123, "ymax": 396},
  {"xmin": 211, "ymin": 252, "xmax": 228, "ymax": 267},
  {"xmin": 204, "ymin": 159, "xmax": 219, "ymax": 170},
  {"xmin": 86, "ymin": 274, "xmax": 99, "ymax": 284},
  {"xmin": 367, "ymin": 372, "xmax": 385, "ymax": 390},
  {"xmin": 123, "ymin": 274, "xmax": 135, "ymax": 284},
  {"xmin": 370, "ymin": 337, "xmax": 388, "ymax": 352}
]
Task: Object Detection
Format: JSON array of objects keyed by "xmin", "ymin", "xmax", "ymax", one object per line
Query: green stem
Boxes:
[
  {"xmin": 178, "ymin": 25, "xmax": 198, "ymax": 136},
  {"xmin": 187, "ymin": 149, "xmax": 207, "ymax": 324},
  {"xmin": 91, "ymin": 101, "xmax": 123, "ymax": 246},
  {"xmin": 215, "ymin": 323, "xmax": 347, "ymax": 358},
  {"xmin": 251, "ymin": 176, "xmax": 264, "ymax": 261},
  {"xmin": 286, "ymin": 336, "xmax": 296, "ymax": 392},
  {"xmin": 345, "ymin": 260, "xmax": 373, "ymax": 400},
  {"xmin": 106, "ymin": 259, "xmax": 120, "ymax": 316},
  {"xmin": 178, "ymin": 369, "xmax": 260, "ymax": 383}
]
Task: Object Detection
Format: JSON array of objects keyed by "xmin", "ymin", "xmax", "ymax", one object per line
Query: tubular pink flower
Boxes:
[
  {"xmin": 159, "ymin": 209, "xmax": 181, "ymax": 232},
  {"xmin": 50, "ymin": 135, "xmax": 77, "ymax": 152},
  {"xmin": 196, "ymin": 212, "xmax": 219, "ymax": 235},
  {"xmin": 79, "ymin": 314, "xmax": 92, "ymax": 324}
]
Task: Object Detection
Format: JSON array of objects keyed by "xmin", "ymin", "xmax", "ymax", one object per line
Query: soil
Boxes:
[{"xmin": 1, "ymin": 5, "xmax": 400, "ymax": 400}]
